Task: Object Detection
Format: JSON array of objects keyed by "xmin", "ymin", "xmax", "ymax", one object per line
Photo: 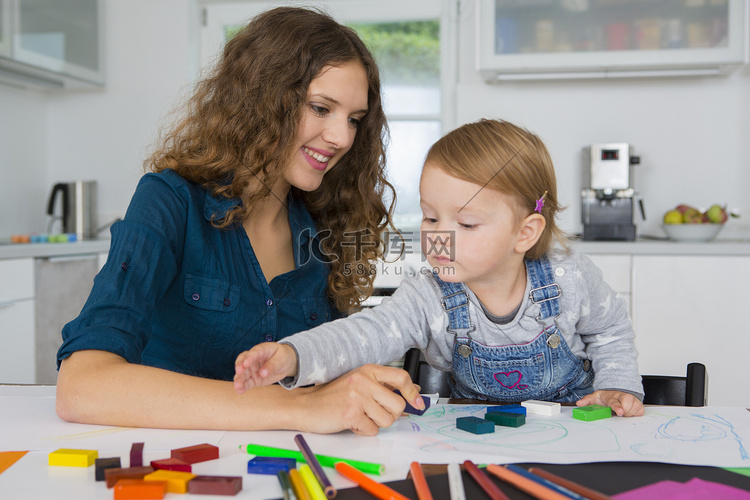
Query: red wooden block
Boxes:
[
  {"xmin": 130, "ymin": 442, "xmax": 144, "ymax": 467},
  {"xmin": 114, "ymin": 479, "xmax": 167, "ymax": 499},
  {"xmin": 105, "ymin": 466, "xmax": 155, "ymax": 488},
  {"xmin": 150, "ymin": 458, "xmax": 192, "ymax": 472},
  {"xmin": 188, "ymin": 475, "xmax": 243, "ymax": 496},
  {"xmin": 170, "ymin": 443, "xmax": 219, "ymax": 464}
]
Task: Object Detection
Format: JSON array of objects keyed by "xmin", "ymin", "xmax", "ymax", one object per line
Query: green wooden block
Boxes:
[
  {"xmin": 572, "ymin": 404, "xmax": 612, "ymax": 422},
  {"xmin": 485, "ymin": 411, "xmax": 526, "ymax": 427},
  {"xmin": 456, "ymin": 416, "xmax": 495, "ymax": 434}
]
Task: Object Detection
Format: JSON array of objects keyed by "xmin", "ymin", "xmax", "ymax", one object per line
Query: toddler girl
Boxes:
[{"xmin": 234, "ymin": 119, "xmax": 644, "ymax": 419}]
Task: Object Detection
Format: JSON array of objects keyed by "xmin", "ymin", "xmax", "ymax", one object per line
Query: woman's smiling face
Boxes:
[{"xmin": 283, "ymin": 61, "xmax": 369, "ymax": 193}]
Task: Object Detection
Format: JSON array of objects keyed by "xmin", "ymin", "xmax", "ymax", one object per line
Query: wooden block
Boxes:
[
  {"xmin": 521, "ymin": 400, "xmax": 561, "ymax": 416},
  {"xmin": 130, "ymin": 442, "xmax": 144, "ymax": 467},
  {"xmin": 144, "ymin": 469, "xmax": 196, "ymax": 493},
  {"xmin": 150, "ymin": 458, "xmax": 192, "ymax": 472},
  {"xmin": 485, "ymin": 410, "xmax": 526, "ymax": 427},
  {"xmin": 246, "ymin": 456, "xmax": 296, "ymax": 475},
  {"xmin": 188, "ymin": 475, "xmax": 243, "ymax": 496},
  {"xmin": 113, "ymin": 479, "xmax": 167, "ymax": 499},
  {"xmin": 48, "ymin": 449, "xmax": 98, "ymax": 467},
  {"xmin": 170, "ymin": 443, "xmax": 219, "ymax": 464},
  {"xmin": 105, "ymin": 467, "xmax": 155, "ymax": 488},
  {"xmin": 487, "ymin": 404, "xmax": 527, "ymax": 415},
  {"xmin": 95, "ymin": 457, "xmax": 122, "ymax": 481},
  {"xmin": 455, "ymin": 416, "xmax": 495, "ymax": 434},
  {"xmin": 572, "ymin": 404, "xmax": 613, "ymax": 422}
]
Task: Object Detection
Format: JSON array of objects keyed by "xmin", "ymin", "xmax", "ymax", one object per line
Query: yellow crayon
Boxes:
[
  {"xmin": 48, "ymin": 449, "xmax": 98, "ymax": 467},
  {"xmin": 299, "ymin": 464, "xmax": 327, "ymax": 500}
]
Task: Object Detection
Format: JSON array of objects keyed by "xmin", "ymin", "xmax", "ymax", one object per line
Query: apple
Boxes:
[
  {"xmin": 675, "ymin": 204, "xmax": 697, "ymax": 214},
  {"xmin": 663, "ymin": 209, "xmax": 683, "ymax": 224},
  {"xmin": 705, "ymin": 204, "xmax": 728, "ymax": 224},
  {"xmin": 682, "ymin": 207, "xmax": 703, "ymax": 223}
]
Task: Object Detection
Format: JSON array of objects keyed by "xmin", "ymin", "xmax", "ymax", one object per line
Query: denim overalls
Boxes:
[{"xmin": 438, "ymin": 256, "xmax": 594, "ymax": 402}]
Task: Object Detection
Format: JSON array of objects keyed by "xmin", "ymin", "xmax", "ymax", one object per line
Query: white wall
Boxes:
[
  {"xmin": 455, "ymin": 0, "xmax": 750, "ymax": 239},
  {"xmin": 0, "ymin": 0, "xmax": 748, "ymax": 240}
]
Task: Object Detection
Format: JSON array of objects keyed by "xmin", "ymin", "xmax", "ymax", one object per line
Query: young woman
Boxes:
[{"xmin": 56, "ymin": 7, "xmax": 418, "ymax": 435}]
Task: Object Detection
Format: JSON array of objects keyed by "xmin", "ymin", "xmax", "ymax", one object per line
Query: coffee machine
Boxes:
[
  {"xmin": 46, "ymin": 180, "xmax": 98, "ymax": 240},
  {"xmin": 581, "ymin": 143, "xmax": 644, "ymax": 241}
]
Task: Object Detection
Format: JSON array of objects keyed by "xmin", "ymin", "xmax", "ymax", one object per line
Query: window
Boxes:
[{"xmin": 201, "ymin": 0, "xmax": 456, "ymax": 232}]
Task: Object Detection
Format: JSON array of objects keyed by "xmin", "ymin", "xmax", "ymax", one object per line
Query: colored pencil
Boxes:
[
  {"xmin": 506, "ymin": 465, "xmax": 584, "ymax": 499},
  {"xmin": 486, "ymin": 464, "xmax": 570, "ymax": 500},
  {"xmin": 277, "ymin": 469, "xmax": 296, "ymax": 500},
  {"xmin": 334, "ymin": 462, "xmax": 410, "ymax": 500},
  {"xmin": 409, "ymin": 462, "xmax": 434, "ymax": 500},
  {"xmin": 299, "ymin": 464, "xmax": 328, "ymax": 500},
  {"xmin": 528, "ymin": 467, "xmax": 612, "ymax": 500},
  {"xmin": 289, "ymin": 468, "xmax": 312, "ymax": 500},
  {"xmin": 462, "ymin": 461, "xmax": 510, "ymax": 500},
  {"xmin": 241, "ymin": 444, "xmax": 384, "ymax": 475},
  {"xmin": 295, "ymin": 434, "xmax": 336, "ymax": 499},
  {"xmin": 447, "ymin": 463, "xmax": 466, "ymax": 500}
]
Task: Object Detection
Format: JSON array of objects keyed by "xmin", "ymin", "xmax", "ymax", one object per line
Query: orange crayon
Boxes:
[{"xmin": 335, "ymin": 462, "xmax": 410, "ymax": 500}]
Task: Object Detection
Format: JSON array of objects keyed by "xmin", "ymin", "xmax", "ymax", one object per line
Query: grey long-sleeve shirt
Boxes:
[{"xmin": 280, "ymin": 248, "xmax": 644, "ymax": 397}]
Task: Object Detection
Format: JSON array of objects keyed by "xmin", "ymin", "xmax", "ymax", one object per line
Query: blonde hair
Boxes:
[{"xmin": 424, "ymin": 119, "xmax": 567, "ymax": 259}]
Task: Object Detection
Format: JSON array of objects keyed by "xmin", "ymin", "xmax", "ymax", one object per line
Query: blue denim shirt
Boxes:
[{"xmin": 57, "ymin": 169, "xmax": 338, "ymax": 381}]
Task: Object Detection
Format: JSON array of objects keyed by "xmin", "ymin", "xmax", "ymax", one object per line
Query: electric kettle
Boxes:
[{"xmin": 46, "ymin": 180, "xmax": 98, "ymax": 240}]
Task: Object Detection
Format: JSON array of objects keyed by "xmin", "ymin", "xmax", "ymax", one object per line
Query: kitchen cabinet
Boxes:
[
  {"xmin": 0, "ymin": 0, "xmax": 103, "ymax": 89},
  {"xmin": 631, "ymin": 255, "xmax": 750, "ymax": 407},
  {"xmin": 477, "ymin": 0, "xmax": 748, "ymax": 81},
  {"xmin": 0, "ymin": 258, "xmax": 36, "ymax": 384}
]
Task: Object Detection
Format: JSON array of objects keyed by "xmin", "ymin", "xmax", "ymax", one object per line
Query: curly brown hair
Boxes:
[
  {"xmin": 146, "ymin": 7, "xmax": 395, "ymax": 312},
  {"xmin": 425, "ymin": 119, "xmax": 569, "ymax": 260}
]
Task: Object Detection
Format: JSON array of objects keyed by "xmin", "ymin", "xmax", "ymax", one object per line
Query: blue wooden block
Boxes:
[
  {"xmin": 394, "ymin": 390, "xmax": 430, "ymax": 416},
  {"xmin": 487, "ymin": 404, "xmax": 527, "ymax": 416},
  {"xmin": 247, "ymin": 456, "xmax": 296, "ymax": 475},
  {"xmin": 455, "ymin": 416, "xmax": 495, "ymax": 435}
]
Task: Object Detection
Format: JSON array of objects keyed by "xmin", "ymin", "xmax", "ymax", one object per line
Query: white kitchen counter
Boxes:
[
  {"xmin": 0, "ymin": 239, "xmax": 110, "ymax": 260},
  {"xmin": 572, "ymin": 238, "xmax": 750, "ymax": 256}
]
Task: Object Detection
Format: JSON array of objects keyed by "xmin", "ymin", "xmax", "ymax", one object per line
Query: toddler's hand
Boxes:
[
  {"xmin": 233, "ymin": 343, "xmax": 298, "ymax": 394},
  {"xmin": 576, "ymin": 390, "xmax": 644, "ymax": 417}
]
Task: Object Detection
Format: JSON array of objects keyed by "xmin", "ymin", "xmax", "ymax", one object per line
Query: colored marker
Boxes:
[
  {"xmin": 447, "ymin": 463, "xmax": 466, "ymax": 500},
  {"xmin": 505, "ymin": 465, "xmax": 584, "ymax": 499},
  {"xmin": 487, "ymin": 464, "xmax": 570, "ymax": 500},
  {"xmin": 462, "ymin": 461, "xmax": 509, "ymax": 500},
  {"xmin": 409, "ymin": 462, "xmax": 434, "ymax": 500},
  {"xmin": 290, "ymin": 468, "xmax": 312, "ymax": 500},
  {"xmin": 335, "ymin": 462, "xmax": 410, "ymax": 500},
  {"xmin": 295, "ymin": 434, "xmax": 336, "ymax": 499},
  {"xmin": 241, "ymin": 443, "xmax": 384, "ymax": 475},
  {"xmin": 277, "ymin": 469, "xmax": 295, "ymax": 500},
  {"xmin": 299, "ymin": 464, "xmax": 327, "ymax": 500},
  {"xmin": 528, "ymin": 467, "xmax": 612, "ymax": 500}
]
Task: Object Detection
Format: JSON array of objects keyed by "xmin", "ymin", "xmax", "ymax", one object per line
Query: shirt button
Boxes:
[
  {"xmin": 121, "ymin": 262, "xmax": 128, "ymax": 271},
  {"xmin": 223, "ymin": 298, "xmax": 231, "ymax": 306},
  {"xmin": 310, "ymin": 313, "xmax": 318, "ymax": 321},
  {"xmin": 265, "ymin": 334, "xmax": 273, "ymax": 342},
  {"xmin": 192, "ymin": 293, "xmax": 200, "ymax": 301},
  {"xmin": 555, "ymin": 267, "xmax": 565, "ymax": 277},
  {"xmin": 266, "ymin": 299, "xmax": 274, "ymax": 306}
]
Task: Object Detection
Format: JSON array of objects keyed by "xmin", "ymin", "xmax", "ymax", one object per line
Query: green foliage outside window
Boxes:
[{"xmin": 349, "ymin": 21, "xmax": 440, "ymax": 86}]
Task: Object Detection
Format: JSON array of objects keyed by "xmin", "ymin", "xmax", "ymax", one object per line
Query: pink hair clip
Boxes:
[{"xmin": 535, "ymin": 191, "xmax": 547, "ymax": 213}]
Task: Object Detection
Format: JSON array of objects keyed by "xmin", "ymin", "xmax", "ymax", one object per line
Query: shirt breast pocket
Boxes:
[
  {"xmin": 181, "ymin": 273, "xmax": 240, "ymax": 348},
  {"xmin": 300, "ymin": 297, "xmax": 332, "ymax": 328}
]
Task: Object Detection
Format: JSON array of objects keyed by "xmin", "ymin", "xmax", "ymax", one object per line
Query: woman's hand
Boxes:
[
  {"xmin": 234, "ymin": 342, "xmax": 298, "ymax": 394},
  {"xmin": 292, "ymin": 364, "xmax": 423, "ymax": 435},
  {"xmin": 576, "ymin": 390, "xmax": 644, "ymax": 417}
]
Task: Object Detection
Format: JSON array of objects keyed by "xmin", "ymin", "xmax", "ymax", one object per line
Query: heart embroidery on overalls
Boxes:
[{"xmin": 494, "ymin": 370, "xmax": 528, "ymax": 390}]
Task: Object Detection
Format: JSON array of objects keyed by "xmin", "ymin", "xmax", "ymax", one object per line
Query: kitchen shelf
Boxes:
[{"xmin": 477, "ymin": 0, "xmax": 749, "ymax": 81}]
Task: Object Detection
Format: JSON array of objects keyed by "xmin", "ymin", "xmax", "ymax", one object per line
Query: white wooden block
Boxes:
[{"xmin": 521, "ymin": 400, "xmax": 561, "ymax": 416}]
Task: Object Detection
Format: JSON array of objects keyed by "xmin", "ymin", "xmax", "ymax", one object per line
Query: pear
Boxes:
[
  {"xmin": 663, "ymin": 209, "xmax": 683, "ymax": 224},
  {"xmin": 705, "ymin": 204, "xmax": 728, "ymax": 224},
  {"xmin": 682, "ymin": 207, "xmax": 703, "ymax": 223}
]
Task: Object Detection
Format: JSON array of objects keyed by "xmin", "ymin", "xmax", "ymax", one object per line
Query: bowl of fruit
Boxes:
[{"xmin": 661, "ymin": 204, "xmax": 731, "ymax": 242}]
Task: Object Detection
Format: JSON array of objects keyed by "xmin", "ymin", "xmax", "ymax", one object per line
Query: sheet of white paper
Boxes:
[
  {"xmin": 0, "ymin": 394, "xmax": 225, "ymax": 454},
  {"xmin": 391, "ymin": 404, "xmax": 750, "ymax": 468}
]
